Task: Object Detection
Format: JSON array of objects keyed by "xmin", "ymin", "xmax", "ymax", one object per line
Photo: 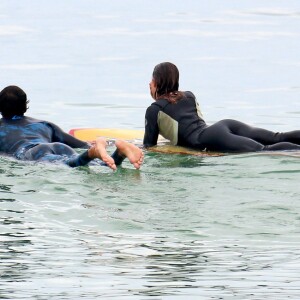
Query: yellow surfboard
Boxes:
[
  {"xmin": 69, "ymin": 128, "xmax": 144, "ymax": 141},
  {"xmin": 68, "ymin": 128, "xmax": 224, "ymax": 156},
  {"xmin": 69, "ymin": 128, "xmax": 300, "ymax": 157}
]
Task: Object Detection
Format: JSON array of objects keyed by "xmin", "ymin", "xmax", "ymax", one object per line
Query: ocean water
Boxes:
[{"xmin": 1, "ymin": 1, "xmax": 300, "ymax": 299}]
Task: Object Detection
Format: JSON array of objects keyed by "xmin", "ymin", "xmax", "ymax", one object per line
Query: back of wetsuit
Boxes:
[
  {"xmin": 0, "ymin": 116, "xmax": 88, "ymax": 158},
  {"xmin": 144, "ymin": 91, "xmax": 207, "ymax": 148}
]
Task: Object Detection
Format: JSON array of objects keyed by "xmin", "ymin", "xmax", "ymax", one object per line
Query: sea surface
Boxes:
[{"xmin": 1, "ymin": 1, "xmax": 300, "ymax": 299}]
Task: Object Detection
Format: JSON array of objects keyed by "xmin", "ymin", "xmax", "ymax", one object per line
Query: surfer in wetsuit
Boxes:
[
  {"xmin": 0, "ymin": 85, "xmax": 143, "ymax": 169},
  {"xmin": 144, "ymin": 62, "xmax": 300, "ymax": 152}
]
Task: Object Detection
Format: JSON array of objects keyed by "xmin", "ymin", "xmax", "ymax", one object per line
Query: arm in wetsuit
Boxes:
[
  {"xmin": 143, "ymin": 104, "xmax": 160, "ymax": 147},
  {"xmin": 48, "ymin": 122, "xmax": 90, "ymax": 149}
]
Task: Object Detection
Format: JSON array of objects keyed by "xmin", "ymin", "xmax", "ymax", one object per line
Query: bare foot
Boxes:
[
  {"xmin": 115, "ymin": 140, "xmax": 144, "ymax": 169},
  {"xmin": 88, "ymin": 137, "xmax": 117, "ymax": 170}
]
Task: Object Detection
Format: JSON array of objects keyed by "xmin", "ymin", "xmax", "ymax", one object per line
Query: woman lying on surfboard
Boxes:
[
  {"xmin": 144, "ymin": 62, "xmax": 300, "ymax": 152},
  {"xmin": 0, "ymin": 86, "xmax": 143, "ymax": 170}
]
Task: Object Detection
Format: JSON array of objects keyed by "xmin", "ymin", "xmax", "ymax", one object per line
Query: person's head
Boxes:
[
  {"xmin": 0, "ymin": 86, "xmax": 29, "ymax": 118},
  {"xmin": 149, "ymin": 62, "xmax": 183, "ymax": 103}
]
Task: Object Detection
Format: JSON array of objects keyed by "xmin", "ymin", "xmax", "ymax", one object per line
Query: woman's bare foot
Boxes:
[
  {"xmin": 88, "ymin": 137, "xmax": 117, "ymax": 170},
  {"xmin": 115, "ymin": 140, "xmax": 144, "ymax": 169}
]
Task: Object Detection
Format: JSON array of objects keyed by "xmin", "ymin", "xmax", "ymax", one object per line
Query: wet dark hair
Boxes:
[
  {"xmin": 0, "ymin": 86, "xmax": 29, "ymax": 118},
  {"xmin": 152, "ymin": 62, "xmax": 183, "ymax": 103}
]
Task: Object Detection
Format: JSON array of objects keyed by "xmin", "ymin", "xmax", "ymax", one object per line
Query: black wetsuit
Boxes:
[
  {"xmin": 0, "ymin": 116, "xmax": 124, "ymax": 167},
  {"xmin": 143, "ymin": 91, "xmax": 300, "ymax": 152}
]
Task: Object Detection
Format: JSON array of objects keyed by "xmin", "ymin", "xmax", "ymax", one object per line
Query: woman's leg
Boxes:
[
  {"xmin": 225, "ymin": 119, "xmax": 300, "ymax": 145},
  {"xmin": 200, "ymin": 121, "xmax": 264, "ymax": 152},
  {"xmin": 200, "ymin": 119, "xmax": 300, "ymax": 152}
]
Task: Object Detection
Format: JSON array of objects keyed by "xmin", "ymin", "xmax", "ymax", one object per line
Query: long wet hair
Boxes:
[
  {"xmin": 0, "ymin": 86, "xmax": 29, "ymax": 118},
  {"xmin": 152, "ymin": 62, "xmax": 184, "ymax": 103}
]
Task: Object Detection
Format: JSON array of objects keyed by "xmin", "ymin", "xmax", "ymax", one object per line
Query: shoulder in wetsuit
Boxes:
[
  {"xmin": 0, "ymin": 116, "xmax": 89, "ymax": 158},
  {"xmin": 143, "ymin": 91, "xmax": 207, "ymax": 148}
]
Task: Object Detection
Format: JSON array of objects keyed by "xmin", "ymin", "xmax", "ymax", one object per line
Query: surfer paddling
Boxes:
[{"xmin": 0, "ymin": 85, "xmax": 143, "ymax": 169}]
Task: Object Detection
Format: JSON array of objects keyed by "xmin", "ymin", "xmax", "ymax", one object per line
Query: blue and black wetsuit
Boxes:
[
  {"xmin": 0, "ymin": 116, "xmax": 124, "ymax": 167},
  {"xmin": 144, "ymin": 91, "xmax": 300, "ymax": 152}
]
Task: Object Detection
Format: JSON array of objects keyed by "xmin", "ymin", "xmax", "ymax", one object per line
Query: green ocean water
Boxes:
[
  {"xmin": 1, "ymin": 0, "xmax": 300, "ymax": 298},
  {"xmin": 1, "ymin": 151, "xmax": 300, "ymax": 299}
]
